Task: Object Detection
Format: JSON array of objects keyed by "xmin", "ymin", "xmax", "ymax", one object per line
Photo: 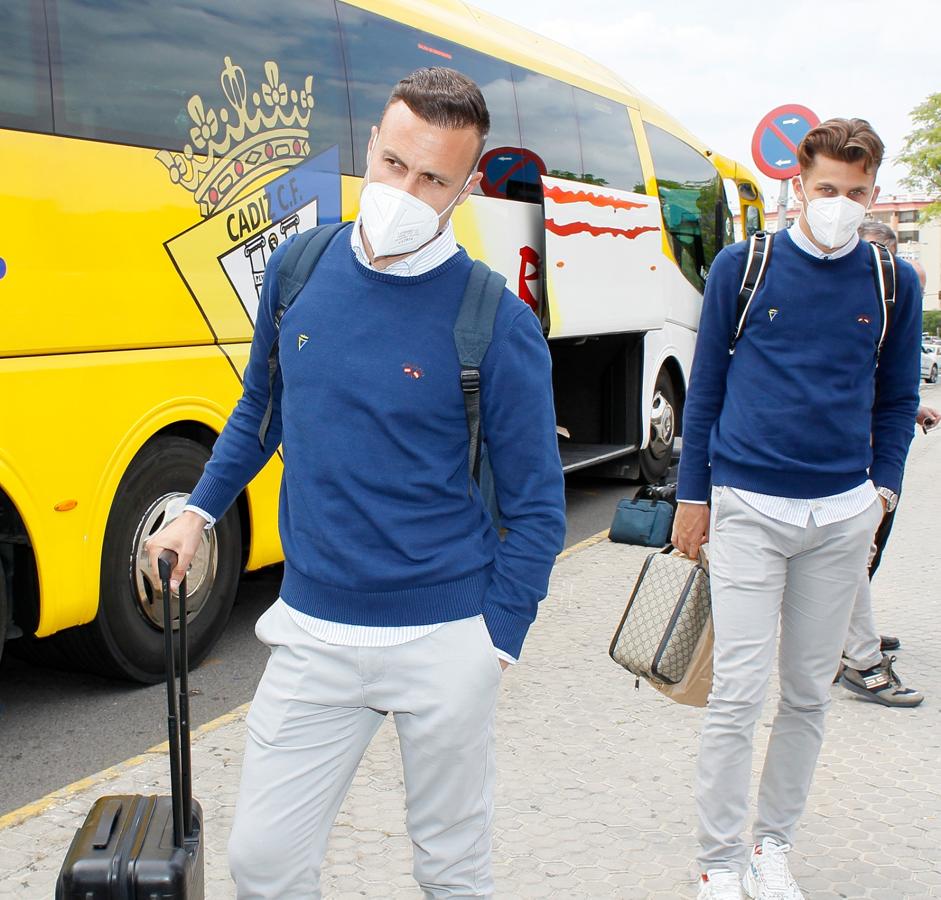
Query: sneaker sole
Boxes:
[{"xmin": 840, "ymin": 675, "xmax": 924, "ymax": 707}]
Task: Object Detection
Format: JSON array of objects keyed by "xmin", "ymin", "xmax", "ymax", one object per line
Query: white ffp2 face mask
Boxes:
[
  {"xmin": 799, "ymin": 178, "xmax": 871, "ymax": 249},
  {"xmin": 359, "ymin": 146, "xmax": 472, "ymax": 258}
]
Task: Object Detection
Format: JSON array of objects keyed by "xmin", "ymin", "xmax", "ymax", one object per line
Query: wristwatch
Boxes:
[{"xmin": 875, "ymin": 486, "xmax": 898, "ymax": 513}]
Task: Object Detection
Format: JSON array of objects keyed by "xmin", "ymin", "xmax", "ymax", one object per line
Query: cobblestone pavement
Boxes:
[{"xmin": 2, "ymin": 430, "xmax": 939, "ymax": 899}]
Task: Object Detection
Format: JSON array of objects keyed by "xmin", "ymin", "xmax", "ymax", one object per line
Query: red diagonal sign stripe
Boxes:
[{"xmin": 768, "ymin": 120, "xmax": 798, "ymax": 155}]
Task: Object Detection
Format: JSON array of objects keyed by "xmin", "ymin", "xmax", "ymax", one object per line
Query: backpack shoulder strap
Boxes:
[
  {"xmin": 869, "ymin": 241, "xmax": 896, "ymax": 357},
  {"xmin": 258, "ymin": 222, "xmax": 348, "ymax": 449},
  {"xmin": 453, "ymin": 260, "xmax": 507, "ymax": 492},
  {"xmin": 731, "ymin": 231, "xmax": 773, "ymax": 354}
]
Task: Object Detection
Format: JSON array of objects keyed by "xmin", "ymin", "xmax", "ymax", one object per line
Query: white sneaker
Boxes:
[
  {"xmin": 742, "ymin": 838, "xmax": 804, "ymax": 899},
  {"xmin": 698, "ymin": 869, "xmax": 745, "ymax": 899}
]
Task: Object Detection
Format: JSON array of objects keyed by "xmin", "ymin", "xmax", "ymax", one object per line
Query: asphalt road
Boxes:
[{"xmin": 0, "ymin": 472, "xmax": 634, "ymax": 816}]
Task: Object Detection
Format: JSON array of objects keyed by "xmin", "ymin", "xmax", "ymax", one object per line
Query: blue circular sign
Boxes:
[{"xmin": 751, "ymin": 105, "xmax": 820, "ymax": 180}]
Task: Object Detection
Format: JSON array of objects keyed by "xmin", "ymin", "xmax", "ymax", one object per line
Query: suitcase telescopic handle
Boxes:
[{"xmin": 157, "ymin": 550, "xmax": 189, "ymax": 849}]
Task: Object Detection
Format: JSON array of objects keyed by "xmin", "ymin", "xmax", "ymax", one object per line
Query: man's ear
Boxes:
[
  {"xmin": 457, "ymin": 171, "xmax": 483, "ymax": 206},
  {"xmin": 791, "ymin": 174, "xmax": 805, "ymax": 204}
]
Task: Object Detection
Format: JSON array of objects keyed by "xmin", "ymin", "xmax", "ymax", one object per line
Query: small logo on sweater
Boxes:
[
  {"xmin": 298, "ymin": 334, "xmax": 309, "ymax": 350},
  {"xmin": 857, "ymin": 314, "xmax": 872, "ymax": 325},
  {"xmin": 768, "ymin": 308, "xmax": 779, "ymax": 322},
  {"xmin": 402, "ymin": 363, "xmax": 424, "ymax": 380}
]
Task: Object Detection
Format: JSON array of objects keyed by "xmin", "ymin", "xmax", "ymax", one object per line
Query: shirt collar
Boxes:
[
  {"xmin": 786, "ymin": 219, "xmax": 859, "ymax": 260},
  {"xmin": 350, "ymin": 217, "xmax": 459, "ymax": 277}
]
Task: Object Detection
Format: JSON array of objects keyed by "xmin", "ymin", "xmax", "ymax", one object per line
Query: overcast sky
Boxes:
[{"xmin": 469, "ymin": 0, "xmax": 941, "ymax": 210}]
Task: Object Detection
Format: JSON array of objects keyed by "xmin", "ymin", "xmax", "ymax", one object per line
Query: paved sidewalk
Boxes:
[{"xmin": 2, "ymin": 432, "xmax": 939, "ymax": 898}]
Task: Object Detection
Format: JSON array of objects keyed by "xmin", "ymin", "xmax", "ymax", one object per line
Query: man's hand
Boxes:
[
  {"xmin": 499, "ymin": 659, "xmax": 509, "ymax": 671},
  {"xmin": 917, "ymin": 405, "xmax": 939, "ymax": 433},
  {"xmin": 144, "ymin": 510, "xmax": 208, "ymax": 591},
  {"xmin": 672, "ymin": 502, "xmax": 710, "ymax": 560}
]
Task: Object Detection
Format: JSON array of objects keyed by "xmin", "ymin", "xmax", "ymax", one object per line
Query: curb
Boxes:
[
  {"xmin": 0, "ymin": 530, "xmax": 612, "ymax": 832},
  {"xmin": 0, "ymin": 702, "xmax": 250, "ymax": 832}
]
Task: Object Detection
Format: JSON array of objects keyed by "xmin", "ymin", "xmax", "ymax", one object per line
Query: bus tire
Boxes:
[
  {"xmin": 46, "ymin": 437, "xmax": 240, "ymax": 682},
  {"xmin": 0, "ymin": 554, "xmax": 7, "ymax": 665},
  {"xmin": 639, "ymin": 369, "xmax": 678, "ymax": 483}
]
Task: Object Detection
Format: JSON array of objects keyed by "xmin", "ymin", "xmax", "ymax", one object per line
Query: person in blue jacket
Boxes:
[
  {"xmin": 147, "ymin": 67, "xmax": 566, "ymax": 899},
  {"xmin": 672, "ymin": 118, "xmax": 921, "ymax": 900}
]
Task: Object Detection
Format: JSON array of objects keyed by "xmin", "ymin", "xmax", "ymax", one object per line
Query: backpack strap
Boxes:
[
  {"xmin": 453, "ymin": 260, "xmax": 507, "ymax": 493},
  {"xmin": 869, "ymin": 241, "xmax": 896, "ymax": 357},
  {"xmin": 730, "ymin": 231, "xmax": 774, "ymax": 354},
  {"xmin": 258, "ymin": 222, "xmax": 348, "ymax": 449}
]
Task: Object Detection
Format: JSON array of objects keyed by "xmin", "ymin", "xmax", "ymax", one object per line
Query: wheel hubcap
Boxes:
[
  {"xmin": 649, "ymin": 391, "xmax": 675, "ymax": 460},
  {"xmin": 131, "ymin": 493, "xmax": 217, "ymax": 630}
]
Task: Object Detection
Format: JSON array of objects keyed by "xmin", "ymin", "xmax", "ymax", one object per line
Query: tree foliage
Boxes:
[
  {"xmin": 924, "ymin": 309, "xmax": 941, "ymax": 337},
  {"xmin": 898, "ymin": 92, "xmax": 941, "ymax": 222}
]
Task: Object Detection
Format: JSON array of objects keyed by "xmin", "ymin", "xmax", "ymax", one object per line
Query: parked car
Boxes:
[{"xmin": 923, "ymin": 345, "xmax": 940, "ymax": 383}]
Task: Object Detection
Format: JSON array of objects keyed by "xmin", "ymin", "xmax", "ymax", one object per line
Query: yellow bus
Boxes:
[{"xmin": 0, "ymin": 0, "xmax": 764, "ymax": 681}]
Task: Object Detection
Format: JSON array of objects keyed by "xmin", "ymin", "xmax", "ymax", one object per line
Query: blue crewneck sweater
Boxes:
[
  {"xmin": 677, "ymin": 233, "xmax": 921, "ymax": 503},
  {"xmin": 189, "ymin": 225, "xmax": 566, "ymax": 659}
]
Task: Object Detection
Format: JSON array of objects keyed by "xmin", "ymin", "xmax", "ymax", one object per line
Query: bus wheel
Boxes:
[
  {"xmin": 0, "ymin": 554, "xmax": 7, "ymax": 665},
  {"xmin": 639, "ymin": 370, "xmax": 677, "ymax": 483},
  {"xmin": 58, "ymin": 437, "xmax": 240, "ymax": 682}
]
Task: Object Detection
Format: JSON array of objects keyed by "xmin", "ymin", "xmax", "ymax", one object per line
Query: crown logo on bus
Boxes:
[{"xmin": 156, "ymin": 57, "xmax": 314, "ymax": 217}]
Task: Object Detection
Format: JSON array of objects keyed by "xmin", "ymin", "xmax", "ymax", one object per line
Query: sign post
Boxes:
[{"xmin": 751, "ymin": 104, "xmax": 820, "ymax": 232}]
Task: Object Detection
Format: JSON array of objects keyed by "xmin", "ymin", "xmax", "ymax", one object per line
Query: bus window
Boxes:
[
  {"xmin": 573, "ymin": 89, "xmax": 645, "ymax": 194},
  {"xmin": 512, "ymin": 68, "xmax": 582, "ymax": 191},
  {"xmin": 0, "ymin": 1, "xmax": 53, "ymax": 132},
  {"xmin": 645, "ymin": 123, "xmax": 724, "ymax": 292},
  {"xmin": 337, "ymin": 4, "xmax": 520, "ymax": 177},
  {"xmin": 47, "ymin": 0, "xmax": 353, "ymax": 172}
]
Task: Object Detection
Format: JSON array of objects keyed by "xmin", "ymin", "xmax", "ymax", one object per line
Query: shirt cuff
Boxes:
[
  {"xmin": 679, "ymin": 499, "xmax": 708, "ymax": 505},
  {"xmin": 495, "ymin": 649, "xmax": 518, "ymax": 666},
  {"xmin": 182, "ymin": 504, "xmax": 215, "ymax": 529}
]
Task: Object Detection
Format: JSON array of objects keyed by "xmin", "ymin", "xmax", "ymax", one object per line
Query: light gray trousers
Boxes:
[
  {"xmin": 843, "ymin": 544, "xmax": 885, "ymax": 671},
  {"xmin": 696, "ymin": 487, "xmax": 882, "ymax": 873},
  {"xmin": 228, "ymin": 601, "xmax": 503, "ymax": 899}
]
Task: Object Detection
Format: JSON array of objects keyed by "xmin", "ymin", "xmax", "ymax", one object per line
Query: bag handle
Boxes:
[{"xmin": 661, "ymin": 542, "xmax": 710, "ymax": 574}]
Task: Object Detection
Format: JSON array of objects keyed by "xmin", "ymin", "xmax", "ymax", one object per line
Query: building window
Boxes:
[
  {"xmin": 899, "ymin": 229, "xmax": 920, "ymax": 244},
  {"xmin": 898, "ymin": 210, "xmax": 919, "ymax": 223}
]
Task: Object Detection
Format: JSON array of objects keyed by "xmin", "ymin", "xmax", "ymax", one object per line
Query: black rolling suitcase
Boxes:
[{"xmin": 57, "ymin": 551, "xmax": 205, "ymax": 898}]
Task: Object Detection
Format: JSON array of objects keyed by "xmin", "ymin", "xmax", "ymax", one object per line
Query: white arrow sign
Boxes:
[
  {"xmin": 781, "ymin": 117, "xmax": 799, "ymax": 125},
  {"xmin": 775, "ymin": 158, "xmax": 793, "ymax": 166}
]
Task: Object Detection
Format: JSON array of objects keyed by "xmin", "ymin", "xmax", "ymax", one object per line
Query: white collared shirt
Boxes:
[
  {"xmin": 349, "ymin": 215, "xmax": 459, "ymax": 275},
  {"xmin": 689, "ymin": 223, "xmax": 877, "ymax": 526}
]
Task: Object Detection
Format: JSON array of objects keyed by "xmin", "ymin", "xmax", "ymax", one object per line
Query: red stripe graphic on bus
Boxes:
[
  {"xmin": 546, "ymin": 219, "xmax": 660, "ymax": 240},
  {"xmin": 543, "ymin": 184, "xmax": 647, "ymax": 211}
]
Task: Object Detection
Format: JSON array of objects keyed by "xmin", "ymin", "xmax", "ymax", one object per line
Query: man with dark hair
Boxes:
[
  {"xmin": 146, "ymin": 67, "xmax": 566, "ymax": 898},
  {"xmin": 673, "ymin": 117, "xmax": 922, "ymax": 899}
]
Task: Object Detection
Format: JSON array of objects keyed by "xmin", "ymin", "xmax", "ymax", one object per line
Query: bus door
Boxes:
[{"xmin": 539, "ymin": 175, "xmax": 665, "ymax": 339}]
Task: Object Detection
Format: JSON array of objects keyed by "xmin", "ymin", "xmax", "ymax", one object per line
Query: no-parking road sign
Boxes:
[{"xmin": 751, "ymin": 105, "xmax": 820, "ymax": 180}]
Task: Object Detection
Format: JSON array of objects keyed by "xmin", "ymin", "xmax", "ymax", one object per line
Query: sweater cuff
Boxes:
[
  {"xmin": 676, "ymin": 471, "xmax": 710, "ymax": 504},
  {"xmin": 187, "ymin": 473, "xmax": 240, "ymax": 523},
  {"xmin": 481, "ymin": 602, "xmax": 532, "ymax": 661},
  {"xmin": 869, "ymin": 462, "xmax": 902, "ymax": 495}
]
